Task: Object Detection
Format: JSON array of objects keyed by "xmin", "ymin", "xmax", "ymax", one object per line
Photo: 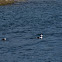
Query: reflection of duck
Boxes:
[
  {"xmin": 37, "ymin": 34, "xmax": 43, "ymax": 39},
  {"xmin": 2, "ymin": 38, "xmax": 6, "ymax": 41}
]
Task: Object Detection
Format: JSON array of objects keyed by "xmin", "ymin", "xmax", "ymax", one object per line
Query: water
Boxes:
[{"xmin": 0, "ymin": 0, "xmax": 62, "ymax": 62}]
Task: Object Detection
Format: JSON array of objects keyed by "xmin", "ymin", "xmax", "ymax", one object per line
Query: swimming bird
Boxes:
[
  {"xmin": 2, "ymin": 38, "xmax": 6, "ymax": 41},
  {"xmin": 37, "ymin": 34, "xmax": 43, "ymax": 39}
]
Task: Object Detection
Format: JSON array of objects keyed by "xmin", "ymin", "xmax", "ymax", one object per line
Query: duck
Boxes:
[
  {"xmin": 2, "ymin": 38, "xmax": 6, "ymax": 41},
  {"xmin": 37, "ymin": 34, "xmax": 43, "ymax": 39}
]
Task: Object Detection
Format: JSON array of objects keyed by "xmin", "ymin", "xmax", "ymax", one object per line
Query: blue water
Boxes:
[{"xmin": 0, "ymin": 0, "xmax": 62, "ymax": 62}]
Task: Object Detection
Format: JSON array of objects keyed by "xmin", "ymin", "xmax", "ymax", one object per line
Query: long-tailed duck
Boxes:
[
  {"xmin": 2, "ymin": 38, "xmax": 6, "ymax": 41},
  {"xmin": 37, "ymin": 34, "xmax": 43, "ymax": 39}
]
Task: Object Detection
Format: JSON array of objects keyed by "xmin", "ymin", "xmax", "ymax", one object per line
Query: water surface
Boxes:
[{"xmin": 0, "ymin": 0, "xmax": 62, "ymax": 62}]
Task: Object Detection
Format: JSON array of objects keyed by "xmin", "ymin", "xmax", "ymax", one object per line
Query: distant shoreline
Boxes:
[
  {"xmin": 0, "ymin": 0, "xmax": 14, "ymax": 5},
  {"xmin": 0, "ymin": 0, "xmax": 27, "ymax": 6}
]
